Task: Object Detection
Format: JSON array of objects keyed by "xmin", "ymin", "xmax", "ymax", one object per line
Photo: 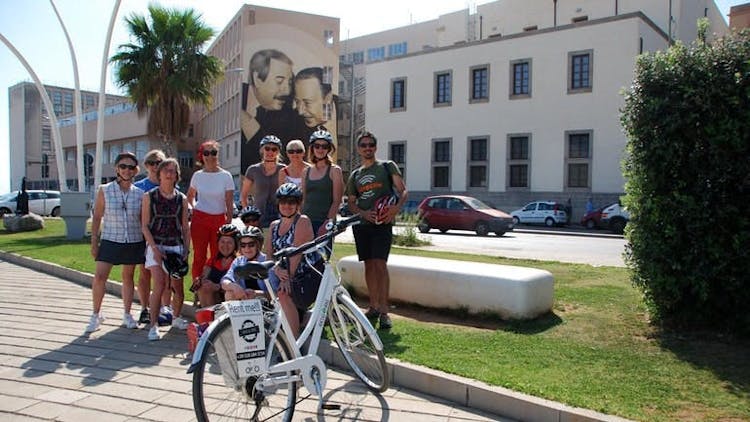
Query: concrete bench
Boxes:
[{"xmin": 337, "ymin": 255, "xmax": 554, "ymax": 320}]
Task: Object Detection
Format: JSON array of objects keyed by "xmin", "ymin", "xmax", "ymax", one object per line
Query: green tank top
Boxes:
[{"xmin": 302, "ymin": 165, "xmax": 333, "ymax": 222}]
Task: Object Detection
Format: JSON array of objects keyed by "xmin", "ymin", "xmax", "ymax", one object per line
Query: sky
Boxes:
[{"xmin": 0, "ymin": 0, "xmax": 742, "ymax": 193}]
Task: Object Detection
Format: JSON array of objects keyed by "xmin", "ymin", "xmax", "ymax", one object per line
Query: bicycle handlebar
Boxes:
[{"xmin": 272, "ymin": 214, "xmax": 361, "ymax": 261}]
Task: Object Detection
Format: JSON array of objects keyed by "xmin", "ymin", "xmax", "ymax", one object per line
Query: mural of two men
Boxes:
[{"xmin": 240, "ymin": 48, "xmax": 336, "ymax": 173}]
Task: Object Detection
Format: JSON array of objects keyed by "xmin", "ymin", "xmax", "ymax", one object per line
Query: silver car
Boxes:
[
  {"xmin": 510, "ymin": 201, "xmax": 568, "ymax": 227},
  {"xmin": 0, "ymin": 190, "xmax": 61, "ymax": 217}
]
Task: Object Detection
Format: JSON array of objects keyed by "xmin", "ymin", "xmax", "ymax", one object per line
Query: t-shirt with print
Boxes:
[{"xmin": 345, "ymin": 160, "xmax": 400, "ymax": 225}]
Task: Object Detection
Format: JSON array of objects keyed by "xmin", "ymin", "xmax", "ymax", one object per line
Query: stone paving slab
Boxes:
[{"xmin": 0, "ymin": 259, "xmax": 505, "ymax": 421}]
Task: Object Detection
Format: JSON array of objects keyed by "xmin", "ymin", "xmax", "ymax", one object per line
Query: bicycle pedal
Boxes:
[{"xmin": 321, "ymin": 403, "xmax": 341, "ymax": 410}]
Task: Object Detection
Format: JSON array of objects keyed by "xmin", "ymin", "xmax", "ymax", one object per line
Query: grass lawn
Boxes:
[{"xmin": 1, "ymin": 219, "xmax": 748, "ymax": 421}]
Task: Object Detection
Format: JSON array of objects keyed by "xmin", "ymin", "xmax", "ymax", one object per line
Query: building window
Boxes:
[
  {"xmin": 470, "ymin": 65, "xmax": 489, "ymax": 103},
  {"xmin": 568, "ymin": 50, "xmax": 593, "ymax": 93},
  {"xmin": 565, "ymin": 131, "xmax": 592, "ymax": 189},
  {"xmin": 389, "ymin": 142, "xmax": 406, "ymax": 179},
  {"xmin": 63, "ymin": 92, "xmax": 73, "ymax": 114},
  {"xmin": 510, "ymin": 59, "xmax": 531, "ymax": 98},
  {"xmin": 52, "ymin": 91, "xmax": 62, "ymax": 115},
  {"xmin": 41, "ymin": 127, "xmax": 51, "ymax": 152},
  {"xmin": 507, "ymin": 134, "xmax": 530, "ymax": 189},
  {"xmin": 434, "ymin": 71, "xmax": 452, "ymax": 107},
  {"xmin": 85, "ymin": 94, "xmax": 95, "ymax": 109},
  {"xmin": 390, "ymin": 78, "xmax": 406, "ymax": 111},
  {"xmin": 323, "ymin": 29, "xmax": 334, "ymax": 46},
  {"xmin": 468, "ymin": 137, "xmax": 488, "ymax": 189},
  {"xmin": 367, "ymin": 46, "xmax": 385, "ymax": 62},
  {"xmin": 432, "ymin": 138, "xmax": 451, "ymax": 189},
  {"xmin": 352, "ymin": 51, "xmax": 364, "ymax": 64},
  {"xmin": 388, "ymin": 42, "xmax": 407, "ymax": 57}
]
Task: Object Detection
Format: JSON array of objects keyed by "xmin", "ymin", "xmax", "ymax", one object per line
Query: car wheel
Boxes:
[
  {"xmin": 610, "ymin": 218, "xmax": 627, "ymax": 234},
  {"xmin": 512, "ymin": 216, "xmax": 520, "ymax": 225},
  {"xmin": 439, "ymin": 228, "xmax": 448, "ymax": 233},
  {"xmin": 51, "ymin": 206, "xmax": 60, "ymax": 217},
  {"xmin": 417, "ymin": 219, "xmax": 430, "ymax": 233},
  {"xmin": 585, "ymin": 219, "xmax": 595, "ymax": 229},
  {"xmin": 545, "ymin": 217, "xmax": 555, "ymax": 227},
  {"xmin": 0, "ymin": 207, "xmax": 11, "ymax": 218},
  {"xmin": 475, "ymin": 222, "xmax": 489, "ymax": 236},
  {"xmin": 495, "ymin": 231, "xmax": 506, "ymax": 237}
]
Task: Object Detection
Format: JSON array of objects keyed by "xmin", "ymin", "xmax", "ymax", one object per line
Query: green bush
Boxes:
[{"xmin": 620, "ymin": 29, "xmax": 750, "ymax": 335}]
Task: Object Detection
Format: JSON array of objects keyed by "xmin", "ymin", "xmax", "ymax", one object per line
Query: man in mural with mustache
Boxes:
[{"xmin": 241, "ymin": 49, "xmax": 306, "ymax": 173}]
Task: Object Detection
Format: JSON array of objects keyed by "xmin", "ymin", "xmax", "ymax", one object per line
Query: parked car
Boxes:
[
  {"xmin": 580, "ymin": 203, "xmax": 612, "ymax": 229},
  {"xmin": 510, "ymin": 201, "xmax": 568, "ymax": 227},
  {"xmin": 417, "ymin": 195, "xmax": 514, "ymax": 236},
  {"xmin": 600, "ymin": 202, "xmax": 630, "ymax": 234},
  {"xmin": 0, "ymin": 190, "xmax": 61, "ymax": 217}
]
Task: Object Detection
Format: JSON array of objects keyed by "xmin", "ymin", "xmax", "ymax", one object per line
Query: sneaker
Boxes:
[
  {"xmin": 138, "ymin": 308, "xmax": 150, "ymax": 325},
  {"xmin": 122, "ymin": 313, "xmax": 138, "ymax": 329},
  {"xmin": 173, "ymin": 317, "xmax": 190, "ymax": 330},
  {"xmin": 379, "ymin": 314, "xmax": 392, "ymax": 330},
  {"xmin": 364, "ymin": 308, "xmax": 380, "ymax": 321},
  {"xmin": 148, "ymin": 325, "xmax": 161, "ymax": 341},
  {"xmin": 85, "ymin": 313, "xmax": 103, "ymax": 333}
]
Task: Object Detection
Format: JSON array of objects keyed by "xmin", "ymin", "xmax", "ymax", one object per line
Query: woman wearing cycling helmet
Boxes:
[
  {"xmin": 192, "ymin": 224, "xmax": 240, "ymax": 307},
  {"xmin": 240, "ymin": 135, "xmax": 286, "ymax": 228},
  {"xmin": 220, "ymin": 226, "xmax": 267, "ymax": 300},
  {"xmin": 266, "ymin": 183, "xmax": 321, "ymax": 337},
  {"xmin": 239, "ymin": 205, "xmax": 262, "ymax": 228},
  {"xmin": 301, "ymin": 128, "xmax": 344, "ymax": 236}
]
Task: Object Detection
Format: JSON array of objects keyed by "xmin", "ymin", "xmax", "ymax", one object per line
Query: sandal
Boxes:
[{"xmin": 364, "ymin": 308, "xmax": 380, "ymax": 320}]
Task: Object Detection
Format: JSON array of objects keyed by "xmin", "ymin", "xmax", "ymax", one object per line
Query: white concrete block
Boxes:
[{"xmin": 337, "ymin": 254, "xmax": 553, "ymax": 319}]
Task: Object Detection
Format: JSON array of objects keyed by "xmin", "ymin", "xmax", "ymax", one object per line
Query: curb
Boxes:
[{"xmin": 0, "ymin": 250, "xmax": 631, "ymax": 422}]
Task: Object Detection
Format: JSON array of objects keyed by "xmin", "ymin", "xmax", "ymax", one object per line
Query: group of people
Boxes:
[{"xmin": 85, "ymin": 128, "xmax": 408, "ymax": 341}]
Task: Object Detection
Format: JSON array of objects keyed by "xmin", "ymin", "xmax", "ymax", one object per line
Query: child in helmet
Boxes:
[
  {"xmin": 192, "ymin": 224, "xmax": 240, "ymax": 306},
  {"xmin": 141, "ymin": 158, "xmax": 191, "ymax": 341},
  {"xmin": 220, "ymin": 226, "xmax": 267, "ymax": 300},
  {"xmin": 239, "ymin": 205, "xmax": 262, "ymax": 228}
]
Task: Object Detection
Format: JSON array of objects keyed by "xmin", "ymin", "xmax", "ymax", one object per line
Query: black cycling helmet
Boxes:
[
  {"xmin": 276, "ymin": 182, "xmax": 303, "ymax": 202},
  {"xmin": 309, "ymin": 128, "xmax": 333, "ymax": 145},
  {"xmin": 259, "ymin": 135, "xmax": 282, "ymax": 148},
  {"xmin": 239, "ymin": 225, "xmax": 264, "ymax": 246},
  {"xmin": 217, "ymin": 223, "xmax": 240, "ymax": 240},
  {"xmin": 240, "ymin": 205, "xmax": 262, "ymax": 221},
  {"xmin": 162, "ymin": 252, "xmax": 189, "ymax": 280}
]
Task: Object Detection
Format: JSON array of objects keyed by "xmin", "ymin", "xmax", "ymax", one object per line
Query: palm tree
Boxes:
[{"xmin": 111, "ymin": 5, "xmax": 222, "ymax": 156}]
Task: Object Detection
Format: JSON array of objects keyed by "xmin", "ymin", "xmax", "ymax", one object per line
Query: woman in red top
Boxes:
[{"xmin": 192, "ymin": 224, "xmax": 239, "ymax": 306}]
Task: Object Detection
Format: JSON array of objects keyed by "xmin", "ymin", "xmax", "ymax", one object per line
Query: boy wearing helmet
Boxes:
[
  {"xmin": 220, "ymin": 226, "xmax": 267, "ymax": 300},
  {"xmin": 192, "ymin": 224, "xmax": 240, "ymax": 307},
  {"xmin": 240, "ymin": 135, "xmax": 286, "ymax": 228},
  {"xmin": 345, "ymin": 130, "xmax": 408, "ymax": 330}
]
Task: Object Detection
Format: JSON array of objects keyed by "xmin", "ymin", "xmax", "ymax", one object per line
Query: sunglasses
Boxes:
[
  {"xmin": 358, "ymin": 142, "xmax": 376, "ymax": 148},
  {"xmin": 239, "ymin": 242, "xmax": 257, "ymax": 248},
  {"xmin": 287, "ymin": 149, "xmax": 304, "ymax": 154},
  {"xmin": 312, "ymin": 143, "xmax": 329, "ymax": 150},
  {"xmin": 146, "ymin": 160, "xmax": 162, "ymax": 166},
  {"xmin": 202, "ymin": 150, "xmax": 218, "ymax": 157},
  {"xmin": 264, "ymin": 146, "xmax": 279, "ymax": 152},
  {"xmin": 118, "ymin": 163, "xmax": 137, "ymax": 170}
]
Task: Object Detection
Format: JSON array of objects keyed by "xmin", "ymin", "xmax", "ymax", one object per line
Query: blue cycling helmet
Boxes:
[
  {"xmin": 276, "ymin": 183, "xmax": 303, "ymax": 201},
  {"xmin": 259, "ymin": 135, "xmax": 282, "ymax": 148},
  {"xmin": 240, "ymin": 205, "xmax": 262, "ymax": 221},
  {"xmin": 309, "ymin": 128, "xmax": 333, "ymax": 145}
]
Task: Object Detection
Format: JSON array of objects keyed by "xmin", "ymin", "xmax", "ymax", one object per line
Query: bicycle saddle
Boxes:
[{"xmin": 234, "ymin": 260, "xmax": 275, "ymax": 279}]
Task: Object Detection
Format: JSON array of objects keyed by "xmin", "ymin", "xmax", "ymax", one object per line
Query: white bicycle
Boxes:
[{"xmin": 187, "ymin": 215, "xmax": 389, "ymax": 421}]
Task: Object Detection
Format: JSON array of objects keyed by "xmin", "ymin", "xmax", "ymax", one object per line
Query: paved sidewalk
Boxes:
[{"xmin": 0, "ymin": 259, "xmax": 505, "ymax": 421}]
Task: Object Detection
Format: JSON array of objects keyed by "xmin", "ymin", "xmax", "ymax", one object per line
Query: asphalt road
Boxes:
[{"xmin": 336, "ymin": 225, "xmax": 627, "ymax": 267}]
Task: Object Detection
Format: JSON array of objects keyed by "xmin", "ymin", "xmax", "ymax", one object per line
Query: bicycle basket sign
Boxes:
[{"xmin": 224, "ymin": 300, "xmax": 267, "ymax": 376}]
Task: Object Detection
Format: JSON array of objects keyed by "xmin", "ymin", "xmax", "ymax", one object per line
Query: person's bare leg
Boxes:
[
  {"xmin": 121, "ymin": 264, "xmax": 136, "ymax": 313},
  {"xmin": 137, "ymin": 265, "xmax": 151, "ymax": 309},
  {"xmin": 363, "ymin": 260, "xmax": 378, "ymax": 311},
  {"xmin": 92, "ymin": 261, "xmax": 113, "ymax": 314},
  {"xmin": 171, "ymin": 277, "xmax": 185, "ymax": 317}
]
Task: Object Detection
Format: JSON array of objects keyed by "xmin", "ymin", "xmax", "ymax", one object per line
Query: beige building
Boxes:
[{"xmin": 338, "ymin": 0, "xmax": 728, "ymax": 218}]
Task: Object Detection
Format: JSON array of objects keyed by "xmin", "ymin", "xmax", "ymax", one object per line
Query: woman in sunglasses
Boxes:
[
  {"xmin": 240, "ymin": 135, "xmax": 286, "ymax": 228},
  {"xmin": 86, "ymin": 152, "xmax": 146, "ymax": 333},
  {"xmin": 301, "ymin": 129, "xmax": 344, "ymax": 237},
  {"xmin": 133, "ymin": 149, "xmax": 167, "ymax": 326},
  {"xmin": 187, "ymin": 140, "xmax": 235, "ymax": 295},
  {"xmin": 278, "ymin": 139, "xmax": 310, "ymax": 188},
  {"xmin": 220, "ymin": 226, "xmax": 268, "ymax": 300}
]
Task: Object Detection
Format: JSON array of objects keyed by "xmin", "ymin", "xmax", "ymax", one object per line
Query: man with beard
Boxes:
[{"xmin": 345, "ymin": 130, "xmax": 408, "ymax": 330}]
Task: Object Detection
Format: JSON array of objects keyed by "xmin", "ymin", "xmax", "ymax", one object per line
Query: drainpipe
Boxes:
[
  {"xmin": 553, "ymin": 0, "xmax": 558, "ymax": 28},
  {"xmin": 479, "ymin": 15, "xmax": 483, "ymax": 40},
  {"xmin": 668, "ymin": 0, "xmax": 673, "ymax": 45}
]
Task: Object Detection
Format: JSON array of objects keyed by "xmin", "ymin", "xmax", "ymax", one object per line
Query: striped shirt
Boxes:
[{"xmin": 100, "ymin": 181, "xmax": 144, "ymax": 243}]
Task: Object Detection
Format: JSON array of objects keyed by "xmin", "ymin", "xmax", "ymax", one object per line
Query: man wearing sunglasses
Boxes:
[{"xmin": 345, "ymin": 130, "xmax": 409, "ymax": 330}]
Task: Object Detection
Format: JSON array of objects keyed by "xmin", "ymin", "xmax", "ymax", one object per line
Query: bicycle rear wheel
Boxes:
[
  {"xmin": 192, "ymin": 316, "xmax": 297, "ymax": 421},
  {"xmin": 328, "ymin": 296, "xmax": 389, "ymax": 392}
]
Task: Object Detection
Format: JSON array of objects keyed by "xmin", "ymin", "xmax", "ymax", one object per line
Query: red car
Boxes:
[{"xmin": 417, "ymin": 195, "xmax": 514, "ymax": 236}]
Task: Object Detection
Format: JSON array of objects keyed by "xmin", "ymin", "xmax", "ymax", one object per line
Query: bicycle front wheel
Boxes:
[
  {"xmin": 192, "ymin": 316, "xmax": 297, "ymax": 421},
  {"xmin": 328, "ymin": 296, "xmax": 389, "ymax": 392}
]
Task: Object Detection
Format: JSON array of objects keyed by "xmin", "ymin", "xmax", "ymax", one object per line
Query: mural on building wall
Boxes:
[{"xmin": 240, "ymin": 20, "xmax": 338, "ymax": 174}]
